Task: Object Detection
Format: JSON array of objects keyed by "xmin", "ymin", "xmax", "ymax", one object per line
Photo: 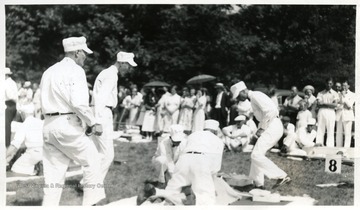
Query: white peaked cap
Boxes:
[
  {"xmin": 230, "ymin": 81, "xmax": 247, "ymax": 100},
  {"xmin": 23, "ymin": 81, "xmax": 32, "ymax": 88},
  {"xmin": 62, "ymin": 36, "xmax": 93, "ymax": 54},
  {"xmin": 170, "ymin": 124, "xmax": 185, "ymax": 142},
  {"xmin": 204, "ymin": 120, "xmax": 220, "ymax": 131},
  {"xmin": 117, "ymin": 51, "xmax": 137, "ymax": 67},
  {"xmin": 234, "ymin": 115, "xmax": 246, "ymax": 121}
]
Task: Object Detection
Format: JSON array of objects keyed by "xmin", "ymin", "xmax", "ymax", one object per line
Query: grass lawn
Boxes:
[{"xmin": 6, "ymin": 140, "xmax": 354, "ymax": 206}]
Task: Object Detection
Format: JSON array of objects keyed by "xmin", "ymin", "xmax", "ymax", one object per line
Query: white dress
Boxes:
[{"xmin": 192, "ymin": 96, "xmax": 207, "ymax": 132}]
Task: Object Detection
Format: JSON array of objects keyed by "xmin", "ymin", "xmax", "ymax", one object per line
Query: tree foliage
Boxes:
[{"xmin": 5, "ymin": 4, "xmax": 355, "ymax": 91}]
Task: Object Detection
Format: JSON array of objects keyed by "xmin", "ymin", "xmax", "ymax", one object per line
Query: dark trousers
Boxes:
[
  {"xmin": 5, "ymin": 101, "xmax": 17, "ymax": 147},
  {"xmin": 212, "ymin": 108, "xmax": 227, "ymax": 129}
]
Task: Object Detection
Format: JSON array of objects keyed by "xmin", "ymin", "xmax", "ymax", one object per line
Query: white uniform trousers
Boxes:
[
  {"xmin": 283, "ymin": 133, "xmax": 307, "ymax": 156},
  {"xmin": 316, "ymin": 108, "xmax": 336, "ymax": 147},
  {"xmin": 152, "ymin": 156, "xmax": 174, "ymax": 183},
  {"xmin": 336, "ymin": 120, "xmax": 353, "ymax": 148},
  {"xmin": 165, "ymin": 153, "xmax": 216, "ymax": 205},
  {"xmin": 42, "ymin": 114, "xmax": 105, "ymax": 206},
  {"xmin": 92, "ymin": 108, "xmax": 115, "ymax": 182},
  {"xmin": 249, "ymin": 118, "xmax": 287, "ymax": 186},
  {"xmin": 11, "ymin": 147, "xmax": 42, "ymax": 175}
]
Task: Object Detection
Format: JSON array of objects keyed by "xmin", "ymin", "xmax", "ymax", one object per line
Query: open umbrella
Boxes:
[
  {"xmin": 186, "ymin": 74, "xmax": 216, "ymax": 85},
  {"xmin": 143, "ymin": 81, "xmax": 171, "ymax": 87}
]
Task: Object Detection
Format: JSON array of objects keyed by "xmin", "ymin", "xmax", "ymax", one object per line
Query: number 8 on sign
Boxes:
[{"xmin": 325, "ymin": 155, "xmax": 341, "ymax": 174}]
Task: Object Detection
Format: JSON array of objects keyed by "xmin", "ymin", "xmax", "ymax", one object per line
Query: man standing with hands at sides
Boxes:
[
  {"xmin": 91, "ymin": 51, "xmax": 137, "ymax": 183},
  {"xmin": 40, "ymin": 36, "xmax": 105, "ymax": 206},
  {"xmin": 231, "ymin": 81, "xmax": 291, "ymax": 190}
]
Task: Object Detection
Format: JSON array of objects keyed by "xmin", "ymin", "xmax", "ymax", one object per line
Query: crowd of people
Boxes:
[{"xmin": 4, "ymin": 35, "xmax": 355, "ymax": 206}]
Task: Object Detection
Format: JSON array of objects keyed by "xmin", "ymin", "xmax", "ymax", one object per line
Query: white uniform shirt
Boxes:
[
  {"xmin": 222, "ymin": 124, "xmax": 251, "ymax": 145},
  {"xmin": 154, "ymin": 137, "xmax": 187, "ymax": 167},
  {"xmin": 248, "ymin": 90, "xmax": 279, "ymax": 130},
  {"xmin": 165, "ymin": 94, "xmax": 181, "ymax": 114},
  {"xmin": 40, "ymin": 57, "xmax": 96, "ymax": 126},
  {"xmin": 184, "ymin": 130, "xmax": 224, "ymax": 174},
  {"xmin": 5, "ymin": 77, "xmax": 18, "ymax": 102},
  {"xmin": 316, "ymin": 89, "xmax": 339, "ymax": 107},
  {"xmin": 11, "ymin": 116, "xmax": 44, "ymax": 149},
  {"xmin": 337, "ymin": 90, "xmax": 355, "ymax": 121},
  {"xmin": 91, "ymin": 65, "xmax": 118, "ymax": 119},
  {"xmin": 284, "ymin": 123, "xmax": 296, "ymax": 135}
]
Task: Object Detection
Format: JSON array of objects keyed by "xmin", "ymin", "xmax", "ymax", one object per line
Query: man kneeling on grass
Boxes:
[
  {"xmin": 152, "ymin": 124, "xmax": 187, "ymax": 189},
  {"xmin": 140, "ymin": 120, "xmax": 224, "ymax": 205}
]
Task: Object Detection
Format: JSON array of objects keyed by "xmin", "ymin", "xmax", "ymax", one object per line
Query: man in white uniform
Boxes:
[
  {"xmin": 316, "ymin": 77, "xmax": 339, "ymax": 147},
  {"xmin": 91, "ymin": 51, "xmax": 137, "ymax": 183},
  {"xmin": 148, "ymin": 120, "xmax": 224, "ymax": 205},
  {"xmin": 222, "ymin": 115, "xmax": 252, "ymax": 152},
  {"xmin": 6, "ymin": 103, "xmax": 43, "ymax": 175},
  {"xmin": 40, "ymin": 36, "xmax": 105, "ymax": 206},
  {"xmin": 283, "ymin": 118, "xmax": 320, "ymax": 156},
  {"xmin": 231, "ymin": 81, "xmax": 290, "ymax": 189},
  {"xmin": 152, "ymin": 124, "xmax": 187, "ymax": 188},
  {"xmin": 5, "ymin": 67, "xmax": 18, "ymax": 147},
  {"xmin": 335, "ymin": 80, "xmax": 355, "ymax": 148}
]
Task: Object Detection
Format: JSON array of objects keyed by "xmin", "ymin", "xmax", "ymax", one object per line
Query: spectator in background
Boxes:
[
  {"xmin": 268, "ymin": 87, "xmax": 279, "ymax": 108},
  {"xmin": 192, "ymin": 88, "xmax": 207, "ymax": 132},
  {"xmin": 114, "ymin": 85, "xmax": 127, "ymax": 130},
  {"xmin": 282, "ymin": 118, "xmax": 320, "ymax": 156},
  {"xmin": 296, "ymin": 100, "xmax": 312, "ymax": 130},
  {"xmin": 303, "ymin": 85, "xmax": 317, "ymax": 118},
  {"xmin": 279, "ymin": 116, "xmax": 296, "ymax": 150},
  {"xmin": 123, "ymin": 87, "xmax": 143, "ymax": 129},
  {"xmin": 178, "ymin": 87, "xmax": 195, "ymax": 135},
  {"xmin": 211, "ymin": 83, "xmax": 230, "ymax": 129},
  {"xmin": 5, "ymin": 67, "xmax": 18, "ymax": 147},
  {"xmin": 316, "ymin": 77, "xmax": 339, "ymax": 147},
  {"xmin": 283, "ymin": 86, "xmax": 302, "ymax": 125},
  {"xmin": 163, "ymin": 85, "xmax": 181, "ymax": 133},
  {"xmin": 336, "ymin": 80, "xmax": 355, "ymax": 148},
  {"xmin": 32, "ymin": 82, "xmax": 42, "ymax": 119},
  {"xmin": 6, "ymin": 103, "xmax": 43, "ymax": 175},
  {"xmin": 222, "ymin": 115, "xmax": 252, "ymax": 152},
  {"xmin": 142, "ymin": 87, "xmax": 159, "ymax": 140},
  {"xmin": 155, "ymin": 87, "xmax": 171, "ymax": 135},
  {"xmin": 18, "ymin": 81, "xmax": 33, "ymax": 107},
  {"xmin": 152, "ymin": 124, "xmax": 187, "ymax": 189},
  {"xmin": 136, "ymin": 87, "xmax": 147, "ymax": 130}
]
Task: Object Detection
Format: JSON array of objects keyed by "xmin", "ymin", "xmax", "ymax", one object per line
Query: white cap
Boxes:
[
  {"xmin": 215, "ymin": 83, "xmax": 224, "ymax": 88},
  {"xmin": 19, "ymin": 103, "xmax": 35, "ymax": 114},
  {"xmin": 5, "ymin": 67, "xmax": 12, "ymax": 75},
  {"xmin": 307, "ymin": 118, "xmax": 316, "ymax": 126},
  {"xmin": 204, "ymin": 120, "xmax": 219, "ymax": 131},
  {"xmin": 23, "ymin": 81, "xmax": 31, "ymax": 88},
  {"xmin": 230, "ymin": 81, "xmax": 247, "ymax": 100},
  {"xmin": 62, "ymin": 36, "xmax": 93, "ymax": 54},
  {"xmin": 170, "ymin": 124, "xmax": 185, "ymax": 142},
  {"xmin": 117, "ymin": 51, "xmax": 137, "ymax": 67},
  {"xmin": 234, "ymin": 115, "xmax": 246, "ymax": 121}
]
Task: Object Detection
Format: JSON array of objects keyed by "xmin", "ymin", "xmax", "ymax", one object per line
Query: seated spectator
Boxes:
[
  {"xmin": 283, "ymin": 86, "xmax": 302, "ymax": 125},
  {"xmin": 282, "ymin": 118, "xmax": 321, "ymax": 156},
  {"xmin": 277, "ymin": 116, "xmax": 296, "ymax": 149},
  {"xmin": 222, "ymin": 115, "xmax": 253, "ymax": 152},
  {"xmin": 152, "ymin": 124, "xmax": 187, "ymax": 189},
  {"xmin": 296, "ymin": 100, "xmax": 312, "ymax": 130},
  {"xmin": 6, "ymin": 103, "xmax": 43, "ymax": 175}
]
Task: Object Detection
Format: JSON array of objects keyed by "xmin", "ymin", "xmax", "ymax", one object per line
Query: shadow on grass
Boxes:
[
  {"xmin": 12, "ymin": 199, "xmax": 43, "ymax": 206},
  {"xmin": 65, "ymin": 179, "xmax": 83, "ymax": 195}
]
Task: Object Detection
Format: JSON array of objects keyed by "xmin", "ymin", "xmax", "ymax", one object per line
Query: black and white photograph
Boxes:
[{"xmin": 1, "ymin": 0, "xmax": 358, "ymax": 207}]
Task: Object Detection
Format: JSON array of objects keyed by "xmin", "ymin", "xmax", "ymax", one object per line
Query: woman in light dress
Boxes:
[
  {"xmin": 163, "ymin": 86, "xmax": 181, "ymax": 133},
  {"xmin": 303, "ymin": 85, "xmax": 316, "ymax": 118},
  {"xmin": 192, "ymin": 88, "xmax": 207, "ymax": 132},
  {"xmin": 142, "ymin": 87, "xmax": 159, "ymax": 140},
  {"xmin": 123, "ymin": 87, "xmax": 143, "ymax": 128},
  {"xmin": 178, "ymin": 87, "xmax": 195, "ymax": 134}
]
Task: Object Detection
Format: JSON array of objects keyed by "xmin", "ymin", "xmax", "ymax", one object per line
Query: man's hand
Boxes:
[
  {"xmin": 94, "ymin": 124, "xmax": 103, "ymax": 136},
  {"xmin": 255, "ymin": 128, "xmax": 265, "ymax": 137}
]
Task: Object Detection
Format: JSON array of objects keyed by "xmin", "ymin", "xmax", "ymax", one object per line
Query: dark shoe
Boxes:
[
  {"xmin": 272, "ymin": 176, "xmax": 291, "ymax": 189},
  {"xmin": 144, "ymin": 183, "xmax": 156, "ymax": 198},
  {"xmin": 92, "ymin": 198, "xmax": 108, "ymax": 206}
]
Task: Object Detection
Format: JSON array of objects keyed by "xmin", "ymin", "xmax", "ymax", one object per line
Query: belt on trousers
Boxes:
[
  {"xmin": 106, "ymin": 106, "xmax": 113, "ymax": 109},
  {"xmin": 45, "ymin": 112, "xmax": 75, "ymax": 116},
  {"xmin": 186, "ymin": 151, "xmax": 204, "ymax": 155}
]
